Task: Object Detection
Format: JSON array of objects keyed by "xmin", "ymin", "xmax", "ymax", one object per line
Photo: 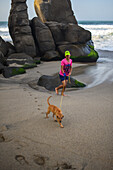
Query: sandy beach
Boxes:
[{"xmin": 0, "ymin": 50, "xmax": 113, "ymax": 170}]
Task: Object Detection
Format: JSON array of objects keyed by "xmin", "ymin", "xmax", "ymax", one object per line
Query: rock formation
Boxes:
[
  {"xmin": 34, "ymin": 0, "xmax": 77, "ymax": 24},
  {"xmin": 38, "ymin": 74, "xmax": 86, "ymax": 91},
  {"xmin": 33, "ymin": 0, "xmax": 98, "ymax": 62},
  {"xmin": 7, "ymin": 0, "xmax": 99, "ymax": 63},
  {"xmin": 8, "ymin": 0, "xmax": 36, "ymax": 57}
]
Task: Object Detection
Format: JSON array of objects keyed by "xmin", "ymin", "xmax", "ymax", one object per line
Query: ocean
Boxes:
[
  {"xmin": 0, "ymin": 20, "xmax": 113, "ymax": 51},
  {"xmin": 78, "ymin": 20, "xmax": 113, "ymax": 51}
]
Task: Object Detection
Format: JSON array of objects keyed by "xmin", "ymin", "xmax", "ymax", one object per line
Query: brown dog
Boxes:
[{"xmin": 46, "ymin": 96, "xmax": 64, "ymax": 128}]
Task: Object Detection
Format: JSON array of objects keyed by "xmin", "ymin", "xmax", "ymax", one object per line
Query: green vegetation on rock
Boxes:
[
  {"xmin": 12, "ymin": 68, "xmax": 26, "ymax": 76},
  {"xmin": 22, "ymin": 63, "xmax": 37, "ymax": 69},
  {"xmin": 70, "ymin": 48, "xmax": 99, "ymax": 62},
  {"xmin": 34, "ymin": 60, "xmax": 41, "ymax": 64},
  {"xmin": 87, "ymin": 49, "xmax": 99, "ymax": 59},
  {"xmin": 75, "ymin": 79, "xmax": 86, "ymax": 87},
  {"xmin": 88, "ymin": 45, "xmax": 94, "ymax": 50}
]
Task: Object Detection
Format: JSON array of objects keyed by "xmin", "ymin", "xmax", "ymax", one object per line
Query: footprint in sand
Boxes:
[
  {"xmin": 0, "ymin": 133, "xmax": 5, "ymax": 142},
  {"xmin": 15, "ymin": 155, "xmax": 29, "ymax": 165},
  {"xmin": 57, "ymin": 162, "xmax": 76, "ymax": 169},
  {"xmin": 28, "ymin": 92, "xmax": 32, "ymax": 96},
  {"xmin": 0, "ymin": 133, "xmax": 12, "ymax": 142},
  {"xmin": 33, "ymin": 155, "xmax": 49, "ymax": 166},
  {"xmin": 41, "ymin": 112, "xmax": 45, "ymax": 114},
  {"xmin": 38, "ymin": 104, "xmax": 42, "ymax": 106}
]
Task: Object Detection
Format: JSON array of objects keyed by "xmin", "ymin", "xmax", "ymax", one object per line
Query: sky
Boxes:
[{"xmin": 0, "ymin": 0, "xmax": 113, "ymax": 21}]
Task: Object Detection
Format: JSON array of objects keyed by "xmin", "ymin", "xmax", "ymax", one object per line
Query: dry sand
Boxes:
[{"xmin": 0, "ymin": 57, "xmax": 113, "ymax": 169}]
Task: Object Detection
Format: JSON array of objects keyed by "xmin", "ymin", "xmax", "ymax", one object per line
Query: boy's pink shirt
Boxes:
[{"xmin": 59, "ymin": 58, "xmax": 72, "ymax": 76}]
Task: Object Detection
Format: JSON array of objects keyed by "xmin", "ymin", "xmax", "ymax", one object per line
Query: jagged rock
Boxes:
[
  {"xmin": 7, "ymin": 0, "xmax": 99, "ymax": 62},
  {"xmin": 2, "ymin": 67, "xmax": 26, "ymax": 78},
  {"xmin": 41, "ymin": 50, "xmax": 60, "ymax": 61},
  {"xmin": 38, "ymin": 74, "xmax": 86, "ymax": 91},
  {"xmin": 34, "ymin": 0, "xmax": 77, "ymax": 24},
  {"xmin": 0, "ymin": 51, "xmax": 8, "ymax": 66},
  {"xmin": 7, "ymin": 53, "xmax": 35, "ymax": 65},
  {"xmin": 46, "ymin": 22, "xmax": 91, "ymax": 44},
  {"xmin": 31, "ymin": 17, "xmax": 55, "ymax": 55},
  {"xmin": 6, "ymin": 42, "xmax": 16, "ymax": 56},
  {"xmin": 0, "ymin": 36, "xmax": 8, "ymax": 56},
  {"xmin": 64, "ymin": 24, "xmax": 91, "ymax": 44},
  {"xmin": 45, "ymin": 22, "xmax": 67, "ymax": 44},
  {"xmin": 0, "ymin": 63, "xmax": 5, "ymax": 73},
  {"xmin": 8, "ymin": 0, "xmax": 36, "ymax": 57}
]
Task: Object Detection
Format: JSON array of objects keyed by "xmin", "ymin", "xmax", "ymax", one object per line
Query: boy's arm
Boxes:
[
  {"xmin": 69, "ymin": 66, "xmax": 72, "ymax": 76},
  {"xmin": 61, "ymin": 65, "xmax": 64, "ymax": 74}
]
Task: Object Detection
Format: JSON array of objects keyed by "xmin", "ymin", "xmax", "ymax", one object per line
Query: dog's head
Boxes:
[{"xmin": 56, "ymin": 110, "xmax": 64, "ymax": 122}]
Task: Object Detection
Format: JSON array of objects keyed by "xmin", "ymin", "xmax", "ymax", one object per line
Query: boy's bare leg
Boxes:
[{"xmin": 55, "ymin": 85, "xmax": 63, "ymax": 94}]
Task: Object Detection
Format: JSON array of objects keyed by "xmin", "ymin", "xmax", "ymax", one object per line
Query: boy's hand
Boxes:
[
  {"xmin": 63, "ymin": 73, "xmax": 66, "ymax": 77},
  {"xmin": 69, "ymin": 72, "xmax": 71, "ymax": 76}
]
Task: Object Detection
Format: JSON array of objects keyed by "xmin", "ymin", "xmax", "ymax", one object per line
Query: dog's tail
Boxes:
[{"xmin": 47, "ymin": 96, "xmax": 52, "ymax": 106}]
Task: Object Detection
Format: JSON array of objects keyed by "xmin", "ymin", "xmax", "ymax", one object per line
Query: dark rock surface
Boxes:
[
  {"xmin": 34, "ymin": 0, "xmax": 77, "ymax": 24},
  {"xmin": 41, "ymin": 50, "xmax": 60, "ymax": 61},
  {"xmin": 0, "ymin": 36, "xmax": 8, "ymax": 56},
  {"xmin": 31, "ymin": 17, "xmax": 55, "ymax": 55},
  {"xmin": 8, "ymin": 0, "xmax": 36, "ymax": 57},
  {"xmin": 38, "ymin": 74, "xmax": 86, "ymax": 91},
  {"xmin": 7, "ymin": 53, "xmax": 35, "ymax": 65},
  {"xmin": 0, "ymin": 63, "xmax": 5, "ymax": 73},
  {"xmin": 7, "ymin": 0, "xmax": 99, "ymax": 62},
  {"xmin": 2, "ymin": 67, "xmax": 26, "ymax": 78},
  {"xmin": 6, "ymin": 42, "xmax": 16, "ymax": 56},
  {"xmin": 46, "ymin": 22, "xmax": 91, "ymax": 44},
  {"xmin": 0, "ymin": 51, "xmax": 8, "ymax": 66}
]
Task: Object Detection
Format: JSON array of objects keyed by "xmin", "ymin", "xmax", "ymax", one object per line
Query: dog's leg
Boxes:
[
  {"xmin": 58, "ymin": 120, "xmax": 64, "ymax": 128},
  {"xmin": 53, "ymin": 114, "xmax": 57, "ymax": 122},
  {"xmin": 46, "ymin": 108, "xmax": 50, "ymax": 118}
]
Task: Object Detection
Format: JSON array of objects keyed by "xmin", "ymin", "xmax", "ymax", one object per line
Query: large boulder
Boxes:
[
  {"xmin": 46, "ymin": 22, "xmax": 91, "ymax": 45},
  {"xmin": 64, "ymin": 24, "xmax": 91, "ymax": 44},
  {"xmin": 31, "ymin": 17, "xmax": 55, "ymax": 56},
  {"xmin": 0, "ymin": 36, "xmax": 8, "ymax": 56},
  {"xmin": 7, "ymin": 53, "xmax": 35, "ymax": 65},
  {"xmin": 6, "ymin": 42, "xmax": 16, "ymax": 56},
  {"xmin": 0, "ymin": 51, "xmax": 8, "ymax": 66},
  {"xmin": 58, "ymin": 44, "xmax": 99, "ymax": 62},
  {"xmin": 8, "ymin": 0, "xmax": 36, "ymax": 57},
  {"xmin": 41, "ymin": 50, "xmax": 60, "ymax": 61},
  {"xmin": 34, "ymin": 0, "xmax": 77, "ymax": 24},
  {"xmin": 0, "ymin": 63, "xmax": 5, "ymax": 73},
  {"xmin": 38, "ymin": 74, "xmax": 86, "ymax": 91},
  {"xmin": 2, "ymin": 67, "xmax": 26, "ymax": 78},
  {"xmin": 45, "ymin": 22, "xmax": 67, "ymax": 44}
]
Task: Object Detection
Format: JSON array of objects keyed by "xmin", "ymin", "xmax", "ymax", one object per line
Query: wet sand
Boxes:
[{"xmin": 0, "ymin": 50, "xmax": 113, "ymax": 170}]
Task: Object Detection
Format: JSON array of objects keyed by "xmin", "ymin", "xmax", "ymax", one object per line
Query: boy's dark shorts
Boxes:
[{"xmin": 59, "ymin": 74, "xmax": 69, "ymax": 82}]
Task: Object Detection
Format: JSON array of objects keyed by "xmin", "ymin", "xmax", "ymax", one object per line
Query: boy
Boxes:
[{"xmin": 55, "ymin": 51, "xmax": 72, "ymax": 96}]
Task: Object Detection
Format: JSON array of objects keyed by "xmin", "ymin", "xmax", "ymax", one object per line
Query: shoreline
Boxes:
[{"xmin": 0, "ymin": 50, "xmax": 113, "ymax": 169}]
